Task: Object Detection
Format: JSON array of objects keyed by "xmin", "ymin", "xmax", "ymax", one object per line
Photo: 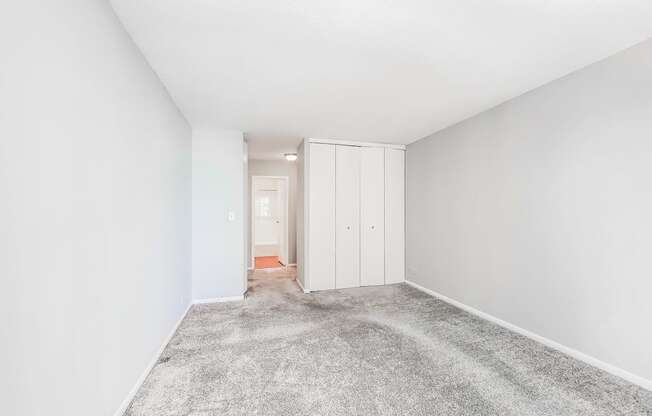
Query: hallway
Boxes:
[{"xmin": 247, "ymin": 265, "xmax": 299, "ymax": 294}]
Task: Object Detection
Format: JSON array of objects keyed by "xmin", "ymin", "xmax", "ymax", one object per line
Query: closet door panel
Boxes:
[
  {"xmin": 385, "ymin": 149, "xmax": 405, "ymax": 284},
  {"xmin": 360, "ymin": 147, "xmax": 385, "ymax": 286},
  {"xmin": 335, "ymin": 145, "xmax": 360, "ymax": 289},
  {"xmin": 308, "ymin": 144, "xmax": 336, "ymax": 291}
]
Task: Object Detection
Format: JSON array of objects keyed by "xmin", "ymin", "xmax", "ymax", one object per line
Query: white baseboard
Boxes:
[
  {"xmin": 193, "ymin": 295, "xmax": 244, "ymax": 304},
  {"xmin": 295, "ymin": 277, "xmax": 310, "ymax": 294},
  {"xmin": 405, "ymin": 280, "xmax": 652, "ymax": 392},
  {"xmin": 113, "ymin": 302, "xmax": 192, "ymax": 416}
]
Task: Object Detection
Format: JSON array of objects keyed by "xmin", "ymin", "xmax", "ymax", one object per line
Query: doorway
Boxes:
[{"xmin": 251, "ymin": 176, "xmax": 289, "ymax": 269}]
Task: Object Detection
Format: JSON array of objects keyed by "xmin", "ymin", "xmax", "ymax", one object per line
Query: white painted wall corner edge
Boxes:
[
  {"xmin": 112, "ymin": 302, "xmax": 193, "ymax": 416},
  {"xmin": 404, "ymin": 280, "xmax": 652, "ymax": 392},
  {"xmin": 193, "ymin": 295, "xmax": 245, "ymax": 304}
]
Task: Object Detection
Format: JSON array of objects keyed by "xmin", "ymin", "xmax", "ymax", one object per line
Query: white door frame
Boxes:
[{"xmin": 251, "ymin": 175, "xmax": 289, "ymax": 269}]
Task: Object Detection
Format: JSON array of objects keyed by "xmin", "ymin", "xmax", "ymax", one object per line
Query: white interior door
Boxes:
[
  {"xmin": 336, "ymin": 145, "xmax": 360, "ymax": 289},
  {"xmin": 360, "ymin": 147, "xmax": 385, "ymax": 286},
  {"xmin": 278, "ymin": 178, "xmax": 288, "ymax": 265},
  {"xmin": 308, "ymin": 144, "xmax": 336, "ymax": 290},
  {"xmin": 385, "ymin": 149, "xmax": 405, "ymax": 284},
  {"xmin": 254, "ymin": 180, "xmax": 281, "ymax": 257}
]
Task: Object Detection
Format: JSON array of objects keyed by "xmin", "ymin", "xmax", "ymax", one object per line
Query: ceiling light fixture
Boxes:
[{"xmin": 284, "ymin": 153, "xmax": 297, "ymax": 161}]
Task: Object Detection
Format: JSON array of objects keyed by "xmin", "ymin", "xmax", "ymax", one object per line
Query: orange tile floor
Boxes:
[{"xmin": 255, "ymin": 256, "xmax": 282, "ymax": 269}]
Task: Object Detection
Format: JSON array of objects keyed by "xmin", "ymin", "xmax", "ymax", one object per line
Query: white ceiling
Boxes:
[{"xmin": 110, "ymin": 0, "xmax": 652, "ymax": 160}]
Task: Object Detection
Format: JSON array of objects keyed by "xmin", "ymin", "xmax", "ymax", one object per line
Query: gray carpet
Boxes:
[{"xmin": 125, "ymin": 268, "xmax": 652, "ymax": 415}]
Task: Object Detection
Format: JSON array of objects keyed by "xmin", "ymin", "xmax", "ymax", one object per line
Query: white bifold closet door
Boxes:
[
  {"xmin": 384, "ymin": 148, "xmax": 405, "ymax": 284},
  {"xmin": 335, "ymin": 145, "xmax": 360, "ymax": 289},
  {"xmin": 360, "ymin": 147, "xmax": 385, "ymax": 286},
  {"xmin": 308, "ymin": 144, "xmax": 336, "ymax": 291}
]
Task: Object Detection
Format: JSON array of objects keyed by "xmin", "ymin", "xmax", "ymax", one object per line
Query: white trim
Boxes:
[
  {"xmin": 113, "ymin": 302, "xmax": 192, "ymax": 416},
  {"xmin": 306, "ymin": 138, "xmax": 406, "ymax": 150},
  {"xmin": 405, "ymin": 280, "xmax": 652, "ymax": 392},
  {"xmin": 295, "ymin": 277, "xmax": 310, "ymax": 294},
  {"xmin": 287, "ymin": 263, "xmax": 297, "ymax": 267},
  {"xmin": 193, "ymin": 295, "xmax": 244, "ymax": 304},
  {"xmin": 243, "ymin": 140, "xmax": 249, "ymax": 299}
]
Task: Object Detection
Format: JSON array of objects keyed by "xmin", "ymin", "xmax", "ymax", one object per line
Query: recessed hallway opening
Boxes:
[{"xmin": 247, "ymin": 265, "xmax": 301, "ymax": 297}]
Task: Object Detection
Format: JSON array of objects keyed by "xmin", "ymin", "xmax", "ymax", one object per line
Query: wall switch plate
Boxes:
[{"xmin": 228, "ymin": 211, "xmax": 235, "ymax": 222}]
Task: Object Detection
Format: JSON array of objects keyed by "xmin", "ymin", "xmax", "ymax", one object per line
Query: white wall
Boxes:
[
  {"xmin": 406, "ymin": 39, "xmax": 652, "ymax": 386},
  {"xmin": 0, "ymin": 2, "xmax": 191, "ymax": 415},
  {"xmin": 247, "ymin": 159, "xmax": 298, "ymax": 266},
  {"xmin": 192, "ymin": 129, "xmax": 245, "ymax": 300}
]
